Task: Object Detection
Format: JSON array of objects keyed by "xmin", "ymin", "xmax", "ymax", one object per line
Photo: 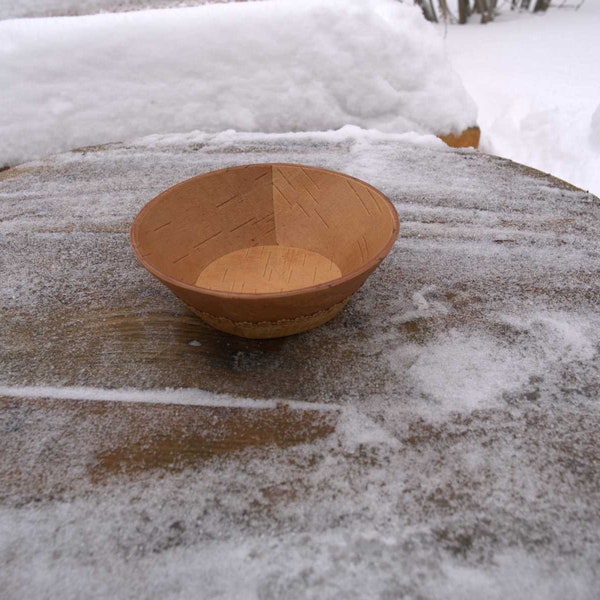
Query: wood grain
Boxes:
[
  {"xmin": 0, "ymin": 396, "xmax": 337, "ymax": 498},
  {"xmin": 195, "ymin": 245, "xmax": 342, "ymax": 293}
]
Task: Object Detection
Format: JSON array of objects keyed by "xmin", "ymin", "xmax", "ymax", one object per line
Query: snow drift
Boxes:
[
  {"xmin": 0, "ymin": 0, "xmax": 477, "ymax": 166},
  {"xmin": 444, "ymin": 4, "xmax": 600, "ymax": 197}
]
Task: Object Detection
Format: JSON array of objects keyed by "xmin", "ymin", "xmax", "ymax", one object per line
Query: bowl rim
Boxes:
[{"xmin": 130, "ymin": 162, "xmax": 400, "ymax": 300}]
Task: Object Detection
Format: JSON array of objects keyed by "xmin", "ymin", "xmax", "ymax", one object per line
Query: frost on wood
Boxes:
[
  {"xmin": 1, "ymin": 131, "xmax": 599, "ymax": 598},
  {"xmin": 0, "ymin": 0, "xmax": 477, "ymax": 167}
]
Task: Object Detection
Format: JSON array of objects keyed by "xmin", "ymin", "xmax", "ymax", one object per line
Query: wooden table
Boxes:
[{"xmin": 1, "ymin": 133, "xmax": 599, "ymax": 597}]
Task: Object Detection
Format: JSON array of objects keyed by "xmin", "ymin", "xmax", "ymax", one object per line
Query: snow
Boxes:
[
  {"xmin": 2, "ymin": 1, "xmax": 600, "ymax": 597},
  {"xmin": 398, "ymin": 310, "xmax": 600, "ymax": 419},
  {"xmin": 590, "ymin": 103, "xmax": 600, "ymax": 149},
  {"xmin": 0, "ymin": 384, "xmax": 339, "ymax": 411},
  {"xmin": 1, "ymin": 132, "xmax": 600, "ymax": 598},
  {"xmin": 443, "ymin": 2, "xmax": 600, "ymax": 196},
  {"xmin": 0, "ymin": 0, "xmax": 228, "ymax": 20},
  {"xmin": 2, "ymin": 0, "xmax": 598, "ymax": 196},
  {"xmin": 0, "ymin": 0, "xmax": 476, "ymax": 167}
]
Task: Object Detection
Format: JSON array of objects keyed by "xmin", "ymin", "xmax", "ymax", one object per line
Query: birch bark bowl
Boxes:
[{"xmin": 130, "ymin": 163, "xmax": 399, "ymax": 338}]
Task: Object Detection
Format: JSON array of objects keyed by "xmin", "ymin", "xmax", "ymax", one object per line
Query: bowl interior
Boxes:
[{"xmin": 132, "ymin": 164, "xmax": 398, "ymax": 295}]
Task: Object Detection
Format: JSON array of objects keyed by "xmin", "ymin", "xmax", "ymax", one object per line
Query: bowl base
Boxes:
[
  {"xmin": 195, "ymin": 245, "xmax": 342, "ymax": 294},
  {"xmin": 188, "ymin": 298, "xmax": 349, "ymax": 339}
]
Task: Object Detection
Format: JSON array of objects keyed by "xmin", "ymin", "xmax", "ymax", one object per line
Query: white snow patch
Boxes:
[
  {"xmin": 336, "ymin": 406, "xmax": 400, "ymax": 451},
  {"xmin": 407, "ymin": 330, "xmax": 527, "ymax": 412},
  {"xmin": 0, "ymin": 0, "xmax": 476, "ymax": 167},
  {"xmin": 390, "ymin": 310, "xmax": 599, "ymax": 418},
  {"xmin": 135, "ymin": 124, "xmax": 449, "ymax": 151},
  {"xmin": 498, "ymin": 311, "xmax": 598, "ymax": 364},
  {"xmin": 0, "ymin": 384, "xmax": 339, "ymax": 411},
  {"xmin": 590, "ymin": 103, "xmax": 600, "ymax": 151},
  {"xmin": 0, "ymin": 0, "xmax": 232, "ymax": 20},
  {"xmin": 438, "ymin": 550, "xmax": 596, "ymax": 600},
  {"xmin": 391, "ymin": 285, "xmax": 452, "ymax": 325},
  {"xmin": 444, "ymin": 4, "xmax": 600, "ymax": 196}
]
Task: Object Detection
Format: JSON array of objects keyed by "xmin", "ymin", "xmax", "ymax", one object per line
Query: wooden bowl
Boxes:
[{"xmin": 130, "ymin": 163, "xmax": 399, "ymax": 338}]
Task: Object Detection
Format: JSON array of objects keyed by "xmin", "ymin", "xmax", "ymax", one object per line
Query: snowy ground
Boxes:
[{"xmin": 443, "ymin": 1, "xmax": 600, "ymax": 196}]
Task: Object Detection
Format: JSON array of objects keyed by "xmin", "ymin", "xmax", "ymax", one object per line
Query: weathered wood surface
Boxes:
[{"xmin": 1, "ymin": 133, "xmax": 599, "ymax": 597}]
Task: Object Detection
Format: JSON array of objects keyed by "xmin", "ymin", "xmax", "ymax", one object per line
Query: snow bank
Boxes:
[
  {"xmin": 0, "ymin": 0, "xmax": 477, "ymax": 167},
  {"xmin": 444, "ymin": 4, "xmax": 600, "ymax": 196},
  {"xmin": 0, "ymin": 0, "xmax": 226, "ymax": 20},
  {"xmin": 590, "ymin": 103, "xmax": 600, "ymax": 150}
]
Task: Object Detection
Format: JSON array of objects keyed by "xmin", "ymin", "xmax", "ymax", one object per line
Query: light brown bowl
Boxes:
[{"xmin": 130, "ymin": 163, "xmax": 399, "ymax": 338}]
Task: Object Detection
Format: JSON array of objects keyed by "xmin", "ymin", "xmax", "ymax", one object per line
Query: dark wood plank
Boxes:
[{"xmin": 0, "ymin": 396, "xmax": 337, "ymax": 500}]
